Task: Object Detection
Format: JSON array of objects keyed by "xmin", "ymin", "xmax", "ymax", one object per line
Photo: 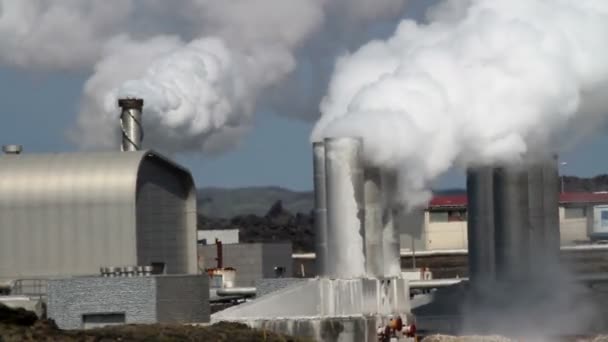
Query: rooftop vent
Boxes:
[
  {"xmin": 118, "ymin": 98, "xmax": 144, "ymax": 151},
  {"xmin": 2, "ymin": 144, "xmax": 22, "ymax": 155}
]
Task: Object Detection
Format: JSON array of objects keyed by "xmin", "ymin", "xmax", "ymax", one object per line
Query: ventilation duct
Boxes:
[{"xmin": 118, "ymin": 98, "xmax": 144, "ymax": 151}]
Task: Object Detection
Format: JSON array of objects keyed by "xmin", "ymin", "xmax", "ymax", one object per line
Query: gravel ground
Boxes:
[{"xmin": 0, "ymin": 304, "xmax": 310, "ymax": 342}]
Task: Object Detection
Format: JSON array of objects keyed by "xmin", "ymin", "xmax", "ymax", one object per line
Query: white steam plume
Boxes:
[
  {"xmin": 312, "ymin": 0, "xmax": 608, "ymax": 207},
  {"xmin": 0, "ymin": 0, "xmax": 410, "ymax": 153},
  {"xmin": 71, "ymin": 0, "xmax": 408, "ymax": 153}
]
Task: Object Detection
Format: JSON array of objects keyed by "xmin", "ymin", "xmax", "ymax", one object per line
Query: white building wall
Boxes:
[{"xmin": 401, "ymin": 204, "xmax": 595, "ymax": 251}]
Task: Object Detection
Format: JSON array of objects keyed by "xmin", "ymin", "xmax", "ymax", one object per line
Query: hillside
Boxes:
[
  {"xmin": 198, "ymin": 186, "xmax": 313, "ymax": 218},
  {"xmin": 197, "ymin": 186, "xmax": 466, "ymax": 218}
]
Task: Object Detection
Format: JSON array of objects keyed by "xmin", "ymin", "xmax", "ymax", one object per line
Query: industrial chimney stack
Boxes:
[{"xmin": 118, "ymin": 98, "xmax": 144, "ymax": 151}]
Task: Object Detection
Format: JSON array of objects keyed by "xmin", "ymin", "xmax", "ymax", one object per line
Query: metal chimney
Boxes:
[
  {"xmin": 528, "ymin": 155, "xmax": 561, "ymax": 264},
  {"xmin": 493, "ymin": 165, "xmax": 530, "ymax": 282},
  {"xmin": 466, "ymin": 166, "xmax": 496, "ymax": 286},
  {"xmin": 2, "ymin": 145, "xmax": 22, "ymax": 155},
  {"xmin": 381, "ymin": 171, "xmax": 401, "ymax": 277},
  {"xmin": 118, "ymin": 98, "xmax": 144, "ymax": 151},
  {"xmin": 324, "ymin": 136, "xmax": 366, "ymax": 278},
  {"xmin": 312, "ymin": 141, "xmax": 328, "ymax": 276},
  {"xmin": 363, "ymin": 167, "xmax": 384, "ymax": 277}
]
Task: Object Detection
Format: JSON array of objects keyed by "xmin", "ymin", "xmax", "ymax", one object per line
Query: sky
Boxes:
[{"xmin": 0, "ymin": 1, "xmax": 607, "ymax": 192}]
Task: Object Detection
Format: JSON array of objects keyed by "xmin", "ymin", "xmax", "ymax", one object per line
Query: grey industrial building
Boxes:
[
  {"xmin": 0, "ymin": 149, "xmax": 198, "ymax": 281},
  {"xmin": 47, "ymin": 274, "xmax": 209, "ymax": 329},
  {"xmin": 198, "ymin": 242, "xmax": 293, "ymax": 286}
]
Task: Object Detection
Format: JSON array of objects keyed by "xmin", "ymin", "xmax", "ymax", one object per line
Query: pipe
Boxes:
[
  {"xmin": 324, "ymin": 136, "xmax": 366, "ymax": 279},
  {"xmin": 381, "ymin": 171, "xmax": 401, "ymax": 277},
  {"xmin": 118, "ymin": 98, "xmax": 144, "ymax": 151},
  {"xmin": 216, "ymin": 287, "xmax": 256, "ymax": 297},
  {"xmin": 542, "ymin": 155, "xmax": 561, "ymax": 260},
  {"xmin": 528, "ymin": 161, "xmax": 545, "ymax": 256},
  {"xmin": 493, "ymin": 165, "xmax": 530, "ymax": 282},
  {"xmin": 312, "ymin": 142, "xmax": 328, "ymax": 276},
  {"xmin": 409, "ymin": 278, "xmax": 467, "ymax": 289},
  {"xmin": 363, "ymin": 167, "xmax": 384, "ymax": 277},
  {"xmin": 466, "ymin": 166, "xmax": 496, "ymax": 286}
]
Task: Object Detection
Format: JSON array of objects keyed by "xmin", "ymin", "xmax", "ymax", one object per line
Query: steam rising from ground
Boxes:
[
  {"xmin": 312, "ymin": 0, "xmax": 608, "ymax": 207},
  {"xmin": 0, "ymin": 0, "xmax": 410, "ymax": 154}
]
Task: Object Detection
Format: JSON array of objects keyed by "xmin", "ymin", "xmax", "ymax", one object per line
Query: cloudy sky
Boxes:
[{"xmin": 0, "ymin": 0, "xmax": 607, "ymax": 191}]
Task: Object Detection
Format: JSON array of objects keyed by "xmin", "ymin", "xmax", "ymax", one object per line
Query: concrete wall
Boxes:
[
  {"xmin": 198, "ymin": 242, "xmax": 292, "ymax": 286},
  {"xmin": 47, "ymin": 275, "xmax": 209, "ymax": 330},
  {"xmin": 559, "ymin": 206, "xmax": 591, "ymax": 245}
]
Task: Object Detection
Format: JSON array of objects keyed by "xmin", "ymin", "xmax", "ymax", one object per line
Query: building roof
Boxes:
[
  {"xmin": 0, "ymin": 149, "xmax": 193, "ymax": 207},
  {"xmin": 429, "ymin": 192, "xmax": 608, "ymax": 209}
]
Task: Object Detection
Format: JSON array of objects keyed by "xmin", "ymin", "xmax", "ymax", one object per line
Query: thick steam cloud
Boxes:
[
  {"xmin": 0, "ymin": 0, "xmax": 410, "ymax": 154},
  {"xmin": 312, "ymin": 0, "xmax": 608, "ymax": 207}
]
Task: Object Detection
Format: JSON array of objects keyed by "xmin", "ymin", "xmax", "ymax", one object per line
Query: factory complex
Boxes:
[{"xmin": 1, "ymin": 98, "xmax": 608, "ymax": 340}]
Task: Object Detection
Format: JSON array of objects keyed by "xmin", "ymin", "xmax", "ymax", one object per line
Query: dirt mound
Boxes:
[
  {"xmin": 0, "ymin": 303, "xmax": 38, "ymax": 326},
  {"xmin": 0, "ymin": 304, "xmax": 310, "ymax": 342},
  {"xmin": 0, "ymin": 321, "xmax": 311, "ymax": 342}
]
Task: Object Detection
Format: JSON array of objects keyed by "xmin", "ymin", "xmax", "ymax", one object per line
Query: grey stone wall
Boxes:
[{"xmin": 48, "ymin": 275, "xmax": 209, "ymax": 330}]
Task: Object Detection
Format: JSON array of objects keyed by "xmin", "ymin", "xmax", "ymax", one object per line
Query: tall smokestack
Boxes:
[
  {"xmin": 324, "ymin": 137, "xmax": 366, "ymax": 278},
  {"xmin": 493, "ymin": 166, "xmax": 530, "ymax": 282},
  {"xmin": 528, "ymin": 155, "xmax": 561, "ymax": 264},
  {"xmin": 542, "ymin": 156, "xmax": 561, "ymax": 258},
  {"xmin": 118, "ymin": 98, "xmax": 144, "ymax": 151},
  {"xmin": 363, "ymin": 167, "xmax": 383, "ymax": 277},
  {"xmin": 466, "ymin": 166, "xmax": 496, "ymax": 286},
  {"xmin": 312, "ymin": 141, "xmax": 328, "ymax": 276},
  {"xmin": 381, "ymin": 171, "xmax": 401, "ymax": 277}
]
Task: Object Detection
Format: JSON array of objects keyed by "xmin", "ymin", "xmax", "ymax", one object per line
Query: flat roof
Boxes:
[{"xmin": 430, "ymin": 192, "xmax": 608, "ymax": 209}]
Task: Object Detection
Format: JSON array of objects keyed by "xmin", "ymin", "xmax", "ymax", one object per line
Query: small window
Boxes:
[
  {"xmin": 429, "ymin": 211, "xmax": 448, "ymax": 222},
  {"xmin": 565, "ymin": 207, "xmax": 586, "ymax": 219},
  {"xmin": 82, "ymin": 313, "xmax": 125, "ymax": 329}
]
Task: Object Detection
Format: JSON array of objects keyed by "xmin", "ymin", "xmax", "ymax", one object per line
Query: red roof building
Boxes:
[{"xmin": 428, "ymin": 192, "xmax": 608, "ymax": 209}]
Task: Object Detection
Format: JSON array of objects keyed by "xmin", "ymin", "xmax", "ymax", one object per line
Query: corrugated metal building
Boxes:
[{"xmin": 0, "ymin": 150, "xmax": 197, "ymax": 281}]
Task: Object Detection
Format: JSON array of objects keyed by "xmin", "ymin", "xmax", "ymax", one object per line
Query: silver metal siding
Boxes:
[
  {"xmin": 363, "ymin": 167, "xmax": 383, "ymax": 277},
  {"xmin": 493, "ymin": 166, "xmax": 530, "ymax": 282},
  {"xmin": 466, "ymin": 166, "xmax": 496, "ymax": 285},
  {"xmin": 0, "ymin": 150, "xmax": 195, "ymax": 280},
  {"xmin": 312, "ymin": 142, "xmax": 328, "ymax": 277},
  {"xmin": 136, "ymin": 159, "xmax": 195, "ymax": 274}
]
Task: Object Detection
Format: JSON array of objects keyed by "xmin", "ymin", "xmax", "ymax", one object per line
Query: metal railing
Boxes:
[{"xmin": 11, "ymin": 279, "xmax": 47, "ymax": 299}]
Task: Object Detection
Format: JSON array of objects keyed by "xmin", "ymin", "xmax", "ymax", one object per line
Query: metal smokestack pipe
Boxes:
[
  {"xmin": 381, "ymin": 171, "xmax": 401, "ymax": 277},
  {"xmin": 466, "ymin": 166, "xmax": 496, "ymax": 286},
  {"xmin": 324, "ymin": 137, "xmax": 366, "ymax": 278},
  {"xmin": 118, "ymin": 98, "xmax": 144, "ymax": 151},
  {"xmin": 312, "ymin": 141, "xmax": 329, "ymax": 276},
  {"xmin": 541, "ymin": 155, "xmax": 561, "ymax": 260},
  {"xmin": 493, "ymin": 165, "xmax": 530, "ymax": 282},
  {"xmin": 528, "ymin": 161, "xmax": 545, "ymax": 262},
  {"xmin": 363, "ymin": 167, "xmax": 384, "ymax": 277},
  {"xmin": 528, "ymin": 155, "xmax": 561, "ymax": 266}
]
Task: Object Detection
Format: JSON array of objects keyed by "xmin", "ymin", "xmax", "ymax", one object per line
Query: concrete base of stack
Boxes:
[{"xmin": 211, "ymin": 277, "xmax": 412, "ymax": 341}]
